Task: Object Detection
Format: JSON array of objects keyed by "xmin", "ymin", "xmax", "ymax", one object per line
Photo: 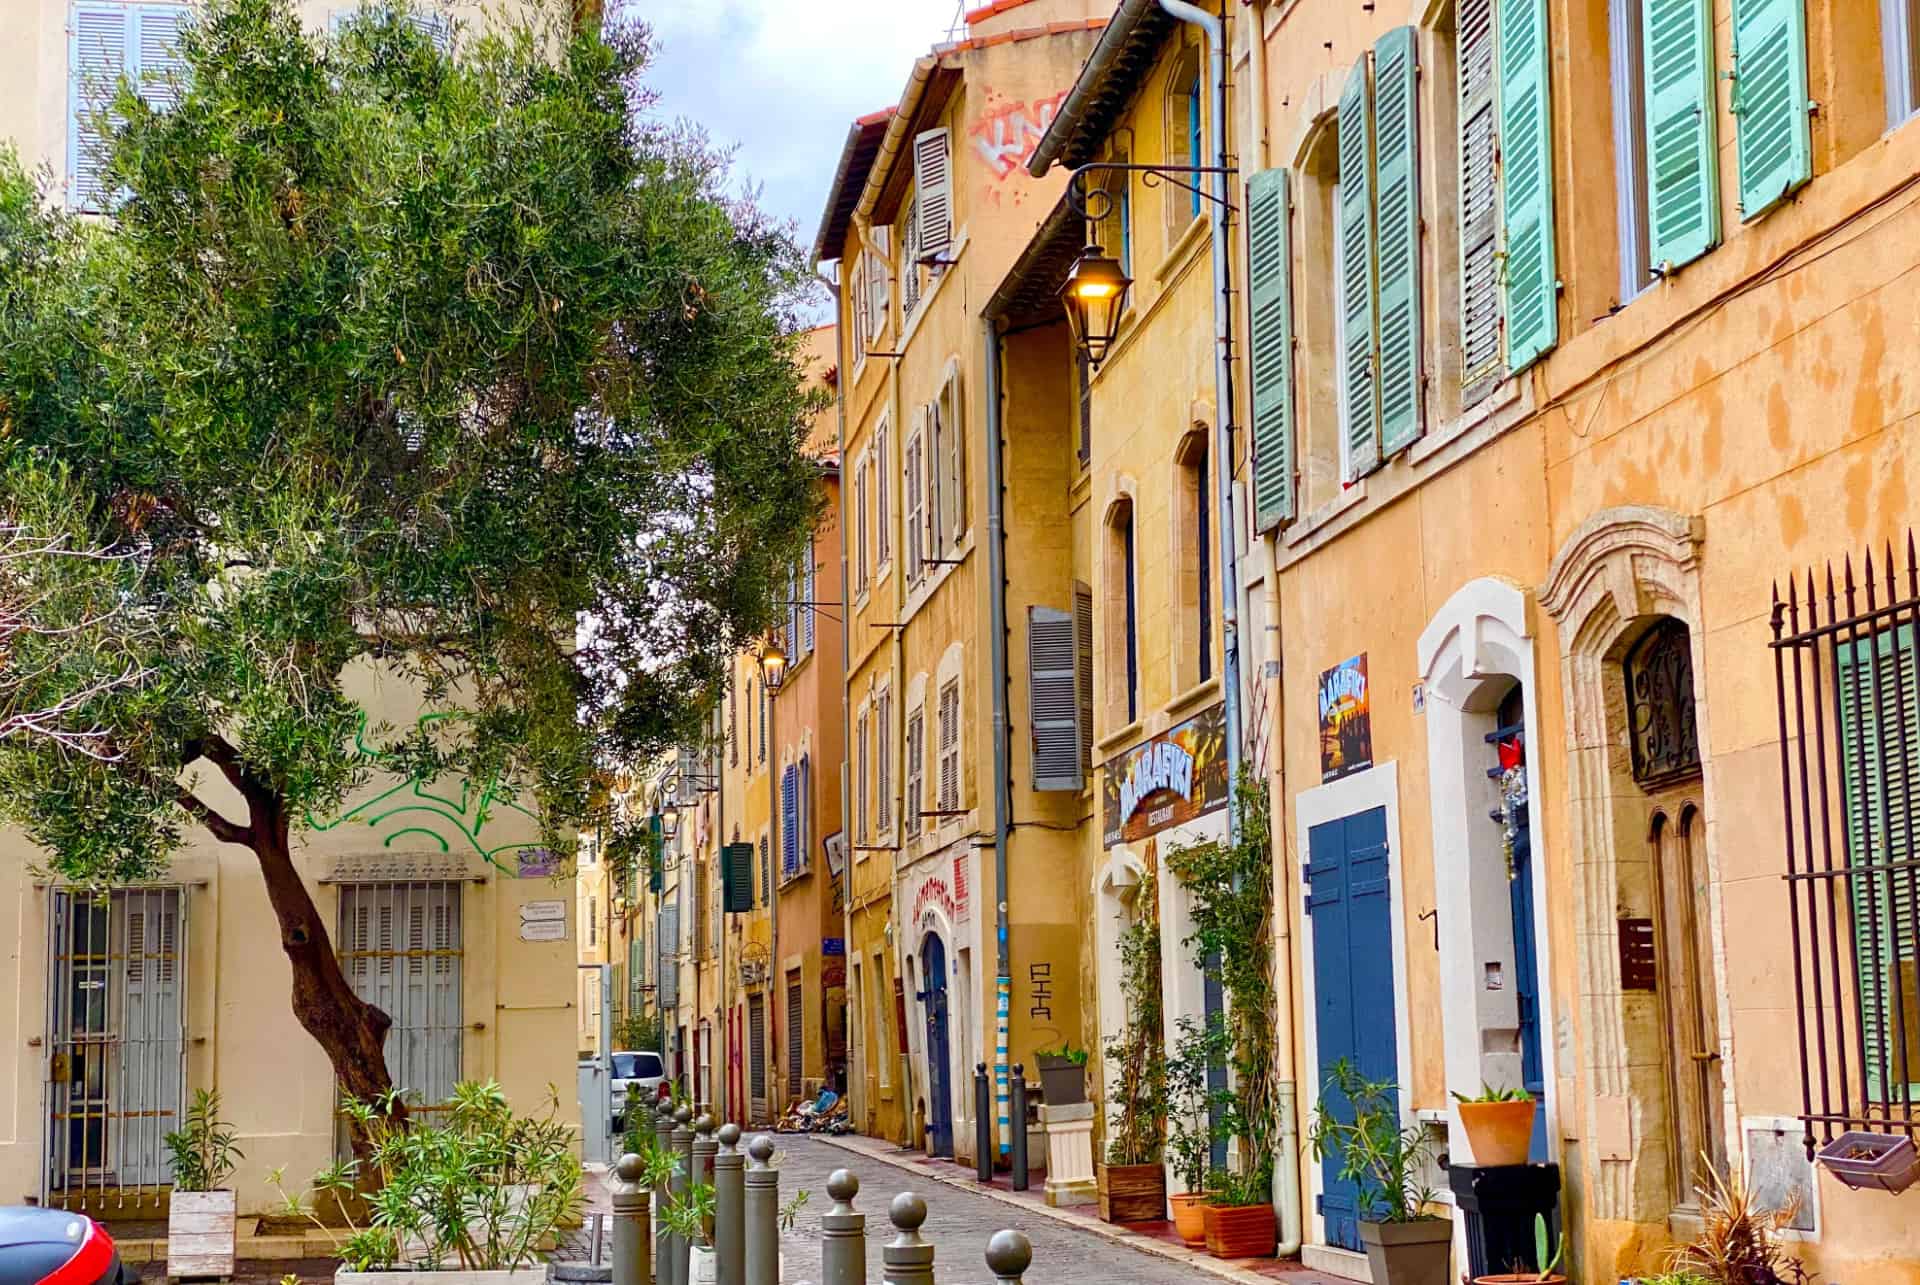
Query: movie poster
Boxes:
[{"xmin": 1318, "ymin": 654, "xmax": 1372, "ymax": 782}]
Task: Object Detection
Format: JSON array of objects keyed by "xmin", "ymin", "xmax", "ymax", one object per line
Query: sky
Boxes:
[{"xmin": 620, "ymin": 0, "xmax": 967, "ymax": 280}]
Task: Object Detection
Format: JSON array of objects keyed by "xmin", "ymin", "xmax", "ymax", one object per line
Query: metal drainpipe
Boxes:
[
  {"xmin": 982, "ymin": 316, "xmax": 1014, "ymax": 1163},
  {"xmin": 1159, "ymin": 0, "xmax": 1244, "ymax": 839}
]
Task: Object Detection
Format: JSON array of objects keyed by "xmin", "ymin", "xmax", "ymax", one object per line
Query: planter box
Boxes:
[
  {"xmin": 1817, "ymin": 1131, "xmax": 1920, "ymax": 1193},
  {"xmin": 1036, "ymin": 1056, "xmax": 1087, "ymax": 1107},
  {"xmin": 1359, "ymin": 1217, "xmax": 1452, "ymax": 1285},
  {"xmin": 338, "ymin": 1271, "xmax": 550, "ymax": 1285},
  {"xmin": 168, "ymin": 1189, "xmax": 237, "ymax": 1279},
  {"xmin": 1096, "ymin": 1162, "xmax": 1166, "ymax": 1223},
  {"xmin": 1202, "ymin": 1202, "xmax": 1276, "ymax": 1259}
]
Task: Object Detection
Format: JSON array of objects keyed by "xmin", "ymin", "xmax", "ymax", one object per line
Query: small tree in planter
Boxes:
[
  {"xmin": 164, "ymin": 1089, "xmax": 244, "ymax": 1279},
  {"xmin": 1099, "ymin": 871, "xmax": 1167, "ymax": 1223},
  {"xmin": 1307, "ymin": 1060, "xmax": 1450, "ymax": 1285},
  {"xmin": 660, "ymin": 1181, "xmax": 718, "ymax": 1284},
  {"xmin": 1164, "ymin": 1014, "xmax": 1231, "ymax": 1246}
]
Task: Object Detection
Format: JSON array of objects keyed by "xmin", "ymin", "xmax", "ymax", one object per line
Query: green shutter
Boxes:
[
  {"xmin": 1337, "ymin": 60, "xmax": 1381, "ymax": 480},
  {"xmin": 1731, "ymin": 0, "xmax": 1811, "ymax": 220},
  {"xmin": 1838, "ymin": 626, "xmax": 1920, "ymax": 1104},
  {"xmin": 1247, "ymin": 167, "xmax": 1295, "ymax": 529},
  {"xmin": 1499, "ymin": 0, "xmax": 1558, "ymax": 369},
  {"xmin": 1373, "ymin": 27, "xmax": 1423, "ymax": 456},
  {"xmin": 1643, "ymin": 0, "xmax": 1720, "ymax": 271}
]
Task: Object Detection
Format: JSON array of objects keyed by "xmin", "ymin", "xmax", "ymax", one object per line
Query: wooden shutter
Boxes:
[
  {"xmin": 801, "ymin": 537, "xmax": 816, "ymax": 653},
  {"xmin": 1731, "ymin": 0, "xmax": 1811, "ymax": 220},
  {"xmin": 875, "ymin": 424, "xmax": 891, "ymax": 568},
  {"xmin": 938, "ymin": 682, "xmax": 960, "ymax": 812},
  {"xmin": 781, "ymin": 766, "xmax": 798, "ymax": 876},
  {"xmin": 1074, "ymin": 584, "xmax": 1094, "ymax": 777},
  {"xmin": 902, "ymin": 199, "xmax": 922, "ymax": 316},
  {"xmin": 913, "ymin": 128, "xmax": 953, "ymax": 263},
  {"xmin": 928, "ymin": 396, "xmax": 945, "ymax": 555},
  {"xmin": 905, "ymin": 709, "xmax": 924, "ymax": 836},
  {"xmin": 1337, "ymin": 60, "xmax": 1381, "ymax": 481},
  {"xmin": 798, "ymin": 755, "xmax": 811, "ymax": 868},
  {"xmin": 1500, "ymin": 0, "xmax": 1559, "ymax": 368},
  {"xmin": 1246, "ymin": 168, "xmax": 1295, "ymax": 531},
  {"xmin": 943, "ymin": 370, "xmax": 966, "ymax": 545},
  {"xmin": 1458, "ymin": 0, "xmax": 1505, "ymax": 403},
  {"xmin": 855, "ymin": 712, "xmax": 868, "ymax": 843},
  {"xmin": 1837, "ymin": 626, "xmax": 1920, "ymax": 1102},
  {"xmin": 853, "ymin": 461, "xmax": 868, "ymax": 591},
  {"xmin": 904, "ymin": 422, "xmax": 925, "ymax": 580},
  {"xmin": 1373, "ymin": 28, "xmax": 1423, "ymax": 456},
  {"xmin": 877, "ymin": 692, "xmax": 892, "ymax": 832},
  {"xmin": 70, "ymin": 5, "xmax": 130, "ymax": 212},
  {"xmin": 135, "ymin": 6, "xmax": 192, "ymax": 112},
  {"xmin": 1642, "ymin": 0, "xmax": 1720, "ymax": 272},
  {"xmin": 659, "ymin": 906, "xmax": 679, "ymax": 1007},
  {"xmin": 1029, "ymin": 606, "xmax": 1084, "ymax": 792}
]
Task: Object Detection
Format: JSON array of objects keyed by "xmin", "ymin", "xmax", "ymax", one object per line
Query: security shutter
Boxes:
[
  {"xmin": 1373, "ymin": 28, "xmax": 1423, "ymax": 457},
  {"xmin": 1029, "ymin": 606, "xmax": 1084, "ymax": 791},
  {"xmin": 913, "ymin": 128, "xmax": 954, "ymax": 263},
  {"xmin": 1246, "ymin": 168, "xmax": 1295, "ymax": 531},
  {"xmin": 1500, "ymin": 0, "xmax": 1559, "ymax": 368},
  {"xmin": 787, "ymin": 979, "xmax": 805, "ymax": 1091},
  {"xmin": 1642, "ymin": 0, "xmax": 1720, "ymax": 272},
  {"xmin": 1458, "ymin": 0, "xmax": 1505, "ymax": 403},
  {"xmin": 749, "ymin": 995, "xmax": 767, "ymax": 1104},
  {"xmin": 1336, "ymin": 60, "xmax": 1381, "ymax": 481},
  {"xmin": 1074, "ymin": 584, "xmax": 1094, "ymax": 776},
  {"xmin": 1731, "ymin": 0, "xmax": 1811, "ymax": 220}
]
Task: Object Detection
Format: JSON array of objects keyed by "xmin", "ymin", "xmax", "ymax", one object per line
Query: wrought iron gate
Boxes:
[
  {"xmin": 45, "ymin": 888, "xmax": 186, "ymax": 1207},
  {"xmin": 337, "ymin": 882, "xmax": 463, "ymax": 1119}
]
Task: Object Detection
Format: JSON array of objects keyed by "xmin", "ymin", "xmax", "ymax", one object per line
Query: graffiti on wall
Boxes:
[
  {"xmin": 969, "ymin": 90, "xmax": 1069, "ymax": 182},
  {"xmin": 1027, "ymin": 962, "xmax": 1053, "ymax": 1022}
]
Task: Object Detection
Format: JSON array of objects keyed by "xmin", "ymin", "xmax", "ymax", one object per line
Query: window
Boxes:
[
  {"xmin": 875, "ymin": 421, "xmax": 891, "ymax": 573},
  {"xmin": 1076, "ymin": 351, "xmax": 1093, "ymax": 468},
  {"xmin": 901, "ymin": 196, "xmax": 923, "ymax": 317},
  {"xmin": 931, "ymin": 365, "xmax": 966, "ymax": 555},
  {"xmin": 588, "ymin": 898, "xmax": 597, "ymax": 949},
  {"xmin": 1107, "ymin": 500, "xmax": 1139, "ymax": 725},
  {"xmin": 904, "ymin": 419, "xmax": 926, "ymax": 581},
  {"xmin": 1187, "ymin": 75, "xmax": 1204, "ymax": 221},
  {"xmin": 1167, "ymin": 53, "xmax": 1204, "ymax": 230},
  {"xmin": 1887, "ymin": 0, "xmax": 1920, "ymax": 126},
  {"xmin": 1623, "ymin": 618, "xmax": 1701, "ymax": 785},
  {"xmin": 729, "ymin": 670, "xmax": 739, "ymax": 766},
  {"xmin": 758, "ymin": 678, "xmax": 767, "ymax": 764},
  {"xmin": 905, "ymin": 706, "xmax": 925, "ymax": 836},
  {"xmin": 1178, "ymin": 436, "xmax": 1213, "ymax": 687},
  {"xmin": 937, "ymin": 680, "xmax": 961, "ymax": 814},
  {"xmin": 1609, "ymin": 0, "xmax": 1653, "ymax": 303},
  {"xmin": 877, "ymin": 688, "xmax": 893, "ymax": 833},
  {"xmin": 69, "ymin": 4, "xmax": 191, "ymax": 213},
  {"xmin": 852, "ymin": 252, "xmax": 872, "ymax": 358},
  {"xmin": 1102, "ymin": 158, "xmax": 1134, "ymax": 276}
]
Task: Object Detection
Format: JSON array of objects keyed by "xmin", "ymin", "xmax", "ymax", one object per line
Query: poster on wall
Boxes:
[
  {"xmin": 1318, "ymin": 653, "xmax": 1373, "ymax": 782},
  {"xmin": 1100, "ymin": 702, "xmax": 1229, "ymax": 848}
]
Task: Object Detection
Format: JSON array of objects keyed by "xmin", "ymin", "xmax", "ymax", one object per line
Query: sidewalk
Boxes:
[{"xmin": 809, "ymin": 1133, "xmax": 1349, "ymax": 1285}]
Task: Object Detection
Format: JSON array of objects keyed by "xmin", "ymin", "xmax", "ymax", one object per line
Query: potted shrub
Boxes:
[
  {"xmin": 1034, "ymin": 1041, "xmax": 1090, "ymax": 1106},
  {"xmin": 1164, "ymin": 1014, "xmax": 1229, "ymax": 1246},
  {"xmin": 1308, "ymin": 1060, "xmax": 1451, "ymax": 1285},
  {"xmin": 1201, "ymin": 1163, "xmax": 1278, "ymax": 1259},
  {"xmin": 660, "ymin": 1180, "xmax": 717, "ymax": 1285},
  {"xmin": 1098, "ymin": 871, "xmax": 1168, "ymax": 1224},
  {"xmin": 165, "ymin": 1089, "xmax": 243, "ymax": 1279},
  {"xmin": 1471, "ymin": 1213, "xmax": 1565, "ymax": 1284},
  {"xmin": 1452, "ymin": 1084, "xmax": 1536, "ymax": 1168}
]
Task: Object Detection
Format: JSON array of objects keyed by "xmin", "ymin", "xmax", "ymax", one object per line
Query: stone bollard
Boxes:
[
  {"xmin": 819, "ymin": 1170, "xmax": 865, "ymax": 1285},
  {"xmin": 713, "ymin": 1125, "xmax": 745, "ymax": 1285},
  {"xmin": 743, "ymin": 1135, "xmax": 780, "ymax": 1285},
  {"xmin": 985, "ymin": 1230, "xmax": 1032, "ymax": 1285},
  {"xmin": 973, "ymin": 1064, "xmax": 993, "ymax": 1182},
  {"xmin": 653, "ymin": 1103, "xmax": 675, "ymax": 1276},
  {"xmin": 881, "ymin": 1193, "xmax": 933, "ymax": 1285},
  {"xmin": 611, "ymin": 1152, "xmax": 654, "ymax": 1285},
  {"xmin": 1010, "ymin": 1067, "xmax": 1028, "ymax": 1192},
  {"xmin": 693, "ymin": 1115, "xmax": 718, "ymax": 1190},
  {"xmin": 669, "ymin": 1105, "xmax": 695, "ymax": 1285}
]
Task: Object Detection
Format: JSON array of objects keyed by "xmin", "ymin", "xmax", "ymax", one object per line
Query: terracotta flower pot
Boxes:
[
  {"xmin": 1456, "ymin": 1098, "xmax": 1537, "ymax": 1167},
  {"xmin": 1359, "ymin": 1217, "xmax": 1453, "ymax": 1285},
  {"xmin": 1472, "ymin": 1276, "xmax": 1566, "ymax": 1284},
  {"xmin": 1098, "ymin": 1162, "xmax": 1167, "ymax": 1223},
  {"xmin": 1169, "ymin": 1191, "xmax": 1211, "ymax": 1246},
  {"xmin": 1202, "ymin": 1201, "xmax": 1277, "ymax": 1259}
]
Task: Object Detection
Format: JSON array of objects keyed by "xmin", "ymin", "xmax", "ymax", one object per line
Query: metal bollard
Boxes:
[
  {"xmin": 1010, "ymin": 1066, "xmax": 1028, "ymax": 1192},
  {"xmin": 984, "ymin": 1230, "xmax": 1032, "ymax": 1285},
  {"xmin": 819, "ymin": 1170, "xmax": 865, "ymax": 1285},
  {"xmin": 611, "ymin": 1152, "xmax": 654, "ymax": 1285},
  {"xmin": 882, "ymin": 1193, "xmax": 933, "ymax": 1285},
  {"xmin": 693, "ymin": 1115, "xmax": 718, "ymax": 1191},
  {"xmin": 669, "ymin": 1105, "xmax": 695, "ymax": 1285},
  {"xmin": 973, "ymin": 1064, "xmax": 993, "ymax": 1182},
  {"xmin": 743, "ymin": 1135, "xmax": 780, "ymax": 1285},
  {"xmin": 653, "ymin": 1103, "xmax": 675, "ymax": 1276},
  {"xmin": 713, "ymin": 1124, "xmax": 745, "ymax": 1285}
]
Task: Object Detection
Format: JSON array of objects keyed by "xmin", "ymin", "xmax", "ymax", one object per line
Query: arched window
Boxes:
[
  {"xmin": 1106, "ymin": 498, "xmax": 1139, "ymax": 725},
  {"xmin": 1623, "ymin": 617, "xmax": 1701, "ymax": 786},
  {"xmin": 1176, "ymin": 433, "xmax": 1212, "ymax": 689}
]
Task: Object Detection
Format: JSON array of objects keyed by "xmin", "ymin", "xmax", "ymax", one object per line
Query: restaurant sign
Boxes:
[{"xmin": 1101, "ymin": 702, "xmax": 1229, "ymax": 848}]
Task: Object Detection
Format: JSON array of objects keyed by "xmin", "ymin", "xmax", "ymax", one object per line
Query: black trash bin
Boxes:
[{"xmin": 1448, "ymin": 1162, "xmax": 1561, "ymax": 1278}]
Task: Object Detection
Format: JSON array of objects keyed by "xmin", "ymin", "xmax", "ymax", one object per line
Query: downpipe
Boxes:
[{"xmin": 983, "ymin": 316, "xmax": 1015, "ymax": 1163}]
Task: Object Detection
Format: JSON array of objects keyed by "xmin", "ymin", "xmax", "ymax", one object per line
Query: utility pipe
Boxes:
[{"xmin": 982, "ymin": 316, "xmax": 1014, "ymax": 1161}]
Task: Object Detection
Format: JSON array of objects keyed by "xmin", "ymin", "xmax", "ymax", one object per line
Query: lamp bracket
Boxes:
[{"xmin": 1066, "ymin": 162, "xmax": 1238, "ymax": 221}]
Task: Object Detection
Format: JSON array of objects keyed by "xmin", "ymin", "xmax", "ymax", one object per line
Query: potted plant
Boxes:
[
  {"xmin": 1308, "ymin": 1060, "xmax": 1451, "ymax": 1285},
  {"xmin": 1452, "ymin": 1084, "xmax": 1536, "ymax": 1168},
  {"xmin": 164, "ymin": 1089, "xmax": 244, "ymax": 1279},
  {"xmin": 1098, "ymin": 870, "xmax": 1168, "ymax": 1224},
  {"xmin": 1202, "ymin": 1163, "xmax": 1279, "ymax": 1259},
  {"xmin": 1034, "ymin": 1041, "xmax": 1090, "ymax": 1106},
  {"xmin": 1164, "ymin": 1014, "xmax": 1229, "ymax": 1246},
  {"xmin": 1472, "ymin": 1213, "xmax": 1565, "ymax": 1284},
  {"xmin": 660, "ymin": 1181, "xmax": 717, "ymax": 1285}
]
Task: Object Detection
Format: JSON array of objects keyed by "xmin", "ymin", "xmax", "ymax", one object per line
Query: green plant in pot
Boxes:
[
  {"xmin": 1164, "ymin": 1014, "xmax": 1231, "ymax": 1246},
  {"xmin": 1099, "ymin": 869, "xmax": 1169, "ymax": 1224},
  {"xmin": 1452, "ymin": 1083, "xmax": 1537, "ymax": 1169},
  {"xmin": 164, "ymin": 1089, "xmax": 244, "ymax": 1279},
  {"xmin": 1034, "ymin": 1040, "xmax": 1091, "ymax": 1107},
  {"xmin": 1308, "ymin": 1060, "xmax": 1451, "ymax": 1285},
  {"xmin": 1471, "ymin": 1213, "xmax": 1566, "ymax": 1284}
]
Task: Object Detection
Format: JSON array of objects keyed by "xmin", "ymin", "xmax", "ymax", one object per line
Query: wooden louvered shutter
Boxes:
[
  {"xmin": 904, "ymin": 418, "xmax": 925, "ymax": 581},
  {"xmin": 1029, "ymin": 606, "xmax": 1083, "ymax": 791},
  {"xmin": 913, "ymin": 128, "xmax": 953, "ymax": 263},
  {"xmin": 905, "ymin": 709, "xmax": 924, "ymax": 835},
  {"xmin": 1642, "ymin": 0, "xmax": 1720, "ymax": 273},
  {"xmin": 1731, "ymin": 0, "xmax": 1810, "ymax": 220},
  {"xmin": 135, "ymin": 7, "xmax": 192, "ymax": 111},
  {"xmin": 902, "ymin": 198, "xmax": 922, "ymax": 316},
  {"xmin": 659, "ymin": 906, "xmax": 678, "ymax": 1007},
  {"xmin": 1837, "ymin": 626, "xmax": 1920, "ymax": 1102},
  {"xmin": 781, "ymin": 766, "xmax": 798, "ymax": 877},
  {"xmin": 801, "ymin": 537, "xmax": 816, "ymax": 653},
  {"xmin": 1373, "ymin": 27, "xmax": 1423, "ymax": 456},
  {"xmin": 1337, "ymin": 61, "xmax": 1381, "ymax": 481},
  {"xmin": 1500, "ymin": 0, "xmax": 1559, "ymax": 368},
  {"xmin": 1246, "ymin": 168, "xmax": 1295, "ymax": 531},
  {"xmin": 70, "ymin": 5, "xmax": 130, "ymax": 212},
  {"xmin": 938, "ymin": 682, "xmax": 960, "ymax": 812},
  {"xmin": 877, "ymin": 693, "xmax": 892, "ymax": 832},
  {"xmin": 1074, "ymin": 584, "xmax": 1094, "ymax": 777},
  {"xmin": 798, "ymin": 755, "xmax": 811, "ymax": 867},
  {"xmin": 1458, "ymin": 0, "xmax": 1504, "ymax": 404},
  {"xmin": 875, "ymin": 425, "xmax": 891, "ymax": 569}
]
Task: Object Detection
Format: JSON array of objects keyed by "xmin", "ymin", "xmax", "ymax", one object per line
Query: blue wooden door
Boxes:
[
  {"xmin": 1308, "ymin": 807, "xmax": 1398, "ymax": 1251},
  {"xmin": 919, "ymin": 933, "xmax": 954, "ymax": 1157}
]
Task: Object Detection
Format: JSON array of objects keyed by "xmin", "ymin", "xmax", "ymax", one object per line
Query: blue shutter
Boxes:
[
  {"xmin": 781, "ymin": 767, "xmax": 798, "ymax": 876},
  {"xmin": 1372, "ymin": 27, "xmax": 1423, "ymax": 456},
  {"xmin": 1499, "ymin": 0, "xmax": 1559, "ymax": 368},
  {"xmin": 1730, "ymin": 0, "xmax": 1811, "ymax": 220},
  {"xmin": 1247, "ymin": 168, "xmax": 1295, "ymax": 530},
  {"xmin": 798, "ymin": 755, "xmax": 811, "ymax": 870},
  {"xmin": 1642, "ymin": 0, "xmax": 1720, "ymax": 272}
]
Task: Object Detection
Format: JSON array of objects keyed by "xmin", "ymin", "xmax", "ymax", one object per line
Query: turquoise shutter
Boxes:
[
  {"xmin": 1246, "ymin": 168, "xmax": 1295, "ymax": 530},
  {"xmin": 1837, "ymin": 626, "xmax": 1920, "ymax": 1103},
  {"xmin": 1731, "ymin": 0, "xmax": 1811, "ymax": 220},
  {"xmin": 1499, "ymin": 0, "xmax": 1558, "ymax": 369},
  {"xmin": 1337, "ymin": 60, "xmax": 1380, "ymax": 480},
  {"xmin": 1372, "ymin": 27, "xmax": 1423, "ymax": 456},
  {"xmin": 1642, "ymin": 0, "xmax": 1720, "ymax": 272}
]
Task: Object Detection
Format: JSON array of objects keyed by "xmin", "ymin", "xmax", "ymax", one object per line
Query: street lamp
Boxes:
[
  {"xmin": 760, "ymin": 637, "xmax": 789, "ymax": 694},
  {"xmin": 1060, "ymin": 244, "xmax": 1133, "ymax": 368}
]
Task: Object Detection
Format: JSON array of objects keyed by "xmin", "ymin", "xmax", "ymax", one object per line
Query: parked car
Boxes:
[
  {"xmin": 0, "ymin": 1207, "xmax": 132, "ymax": 1285},
  {"xmin": 610, "ymin": 1049, "xmax": 667, "ymax": 1131}
]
